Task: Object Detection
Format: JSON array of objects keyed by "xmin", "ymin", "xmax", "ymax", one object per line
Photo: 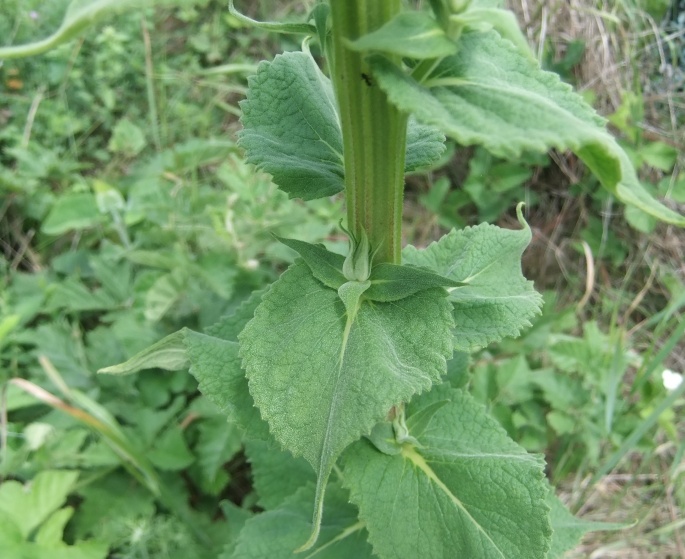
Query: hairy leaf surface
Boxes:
[
  {"xmin": 239, "ymin": 52, "xmax": 445, "ymax": 200},
  {"xmin": 186, "ymin": 292, "xmax": 269, "ymax": 439},
  {"xmin": 369, "ymin": 31, "xmax": 685, "ymax": 225},
  {"xmin": 245, "ymin": 440, "xmax": 315, "ymax": 510},
  {"xmin": 239, "ymin": 261, "xmax": 453, "ymax": 544},
  {"xmin": 343, "ymin": 389, "xmax": 551, "ymax": 559},
  {"xmin": 403, "ymin": 207, "xmax": 542, "ymax": 351}
]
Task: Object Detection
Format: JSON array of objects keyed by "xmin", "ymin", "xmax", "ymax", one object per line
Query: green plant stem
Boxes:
[{"xmin": 330, "ymin": 0, "xmax": 408, "ymax": 264}]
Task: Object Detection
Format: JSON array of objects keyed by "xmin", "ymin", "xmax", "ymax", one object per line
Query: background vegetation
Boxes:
[{"xmin": 0, "ymin": 0, "xmax": 683, "ymax": 557}]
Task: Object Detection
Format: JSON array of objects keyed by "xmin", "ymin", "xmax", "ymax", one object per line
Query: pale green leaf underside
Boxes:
[
  {"xmin": 369, "ymin": 31, "xmax": 685, "ymax": 225},
  {"xmin": 0, "ymin": 0, "xmax": 161, "ymax": 59},
  {"xmin": 347, "ymin": 12, "xmax": 457, "ymax": 59},
  {"xmin": 239, "ymin": 262, "xmax": 453, "ymax": 542},
  {"xmin": 228, "ymin": 0, "xmax": 316, "ymax": 35},
  {"xmin": 229, "ymin": 484, "xmax": 373, "ymax": 559},
  {"xmin": 98, "ymin": 330, "xmax": 188, "ymax": 374},
  {"xmin": 239, "ymin": 52, "xmax": 445, "ymax": 200},
  {"xmin": 451, "ymin": 8, "xmax": 534, "ymax": 60},
  {"xmin": 343, "ymin": 389, "xmax": 551, "ymax": 559},
  {"xmin": 547, "ymin": 490, "xmax": 626, "ymax": 559},
  {"xmin": 403, "ymin": 210, "xmax": 542, "ymax": 351}
]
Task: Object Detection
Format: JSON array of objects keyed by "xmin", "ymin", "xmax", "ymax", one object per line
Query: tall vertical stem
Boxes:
[{"xmin": 330, "ymin": 0, "xmax": 408, "ymax": 264}]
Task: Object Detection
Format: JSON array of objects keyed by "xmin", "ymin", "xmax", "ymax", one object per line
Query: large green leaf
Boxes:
[
  {"xmin": 239, "ymin": 52, "xmax": 445, "ymax": 200},
  {"xmin": 240, "ymin": 52, "xmax": 344, "ymax": 200},
  {"xmin": 239, "ymin": 261, "xmax": 454, "ymax": 547},
  {"xmin": 229, "ymin": 483, "xmax": 372, "ymax": 559},
  {"xmin": 183, "ymin": 331, "xmax": 266, "ymax": 438},
  {"xmin": 403, "ymin": 206, "xmax": 542, "ymax": 351},
  {"xmin": 343, "ymin": 389, "xmax": 551, "ymax": 559},
  {"xmin": 368, "ymin": 31, "xmax": 685, "ymax": 226}
]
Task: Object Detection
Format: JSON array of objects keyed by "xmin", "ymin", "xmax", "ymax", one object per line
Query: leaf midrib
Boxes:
[{"xmin": 401, "ymin": 444, "xmax": 507, "ymax": 558}]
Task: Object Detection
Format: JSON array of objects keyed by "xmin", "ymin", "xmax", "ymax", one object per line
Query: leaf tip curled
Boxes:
[
  {"xmin": 97, "ymin": 329, "xmax": 190, "ymax": 376},
  {"xmin": 515, "ymin": 201, "xmax": 528, "ymax": 229}
]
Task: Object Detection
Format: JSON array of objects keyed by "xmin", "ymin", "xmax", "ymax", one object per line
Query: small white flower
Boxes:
[
  {"xmin": 662, "ymin": 369, "xmax": 683, "ymax": 391},
  {"xmin": 245, "ymin": 258, "xmax": 259, "ymax": 270}
]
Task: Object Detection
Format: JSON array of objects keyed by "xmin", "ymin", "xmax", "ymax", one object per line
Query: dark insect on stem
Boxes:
[{"xmin": 361, "ymin": 72, "xmax": 372, "ymax": 87}]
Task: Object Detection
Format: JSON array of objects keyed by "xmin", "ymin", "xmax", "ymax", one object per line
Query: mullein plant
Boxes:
[{"xmin": 104, "ymin": 0, "xmax": 682, "ymax": 556}]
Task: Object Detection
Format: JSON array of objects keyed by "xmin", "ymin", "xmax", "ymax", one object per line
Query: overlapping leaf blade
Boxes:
[
  {"xmin": 366, "ymin": 262, "xmax": 461, "ymax": 301},
  {"xmin": 368, "ymin": 30, "xmax": 685, "ymax": 225},
  {"xmin": 405, "ymin": 117, "xmax": 447, "ymax": 172},
  {"xmin": 100, "ymin": 292, "xmax": 269, "ymax": 439},
  {"xmin": 276, "ymin": 237, "xmax": 346, "ymax": 289},
  {"xmin": 229, "ymin": 484, "xmax": 372, "ymax": 559},
  {"xmin": 186, "ymin": 293, "xmax": 269, "ymax": 439},
  {"xmin": 239, "ymin": 52, "xmax": 445, "ymax": 200},
  {"xmin": 343, "ymin": 389, "xmax": 551, "ymax": 559},
  {"xmin": 239, "ymin": 261, "xmax": 454, "ymax": 544},
  {"xmin": 245, "ymin": 440, "xmax": 316, "ymax": 510},
  {"xmin": 403, "ymin": 207, "xmax": 542, "ymax": 351}
]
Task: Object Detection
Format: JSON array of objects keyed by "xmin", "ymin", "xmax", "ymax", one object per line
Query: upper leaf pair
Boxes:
[
  {"xmin": 276, "ymin": 235, "xmax": 462, "ymax": 302},
  {"xmin": 239, "ymin": 6, "xmax": 684, "ymax": 226}
]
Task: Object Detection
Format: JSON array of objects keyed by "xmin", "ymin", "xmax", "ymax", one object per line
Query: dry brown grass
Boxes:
[{"xmin": 506, "ymin": 2, "xmax": 685, "ymax": 557}]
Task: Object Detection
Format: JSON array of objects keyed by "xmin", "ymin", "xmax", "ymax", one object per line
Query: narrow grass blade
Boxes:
[
  {"xmin": 593, "ymin": 378, "xmax": 685, "ymax": 483},
  {"xmin": 631, "ymin": 318, "xmax": 685, "ymax": 395}
]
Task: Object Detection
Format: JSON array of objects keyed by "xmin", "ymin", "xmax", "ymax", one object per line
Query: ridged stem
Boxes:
[{"xmin": 330, "ymin": 0, "xmax": 407, "ymax": 264}]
